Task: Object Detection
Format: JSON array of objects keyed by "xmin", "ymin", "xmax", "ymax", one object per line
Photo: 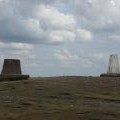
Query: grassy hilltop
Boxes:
[{"xmin": 0, "ymin": 76, "xmax": 119, "ymax": 120}]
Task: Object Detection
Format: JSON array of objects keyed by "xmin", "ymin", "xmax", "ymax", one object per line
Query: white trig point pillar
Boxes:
[{"xmin": 107, "ymin": 54, "xmax": 119, "ymax": 74}]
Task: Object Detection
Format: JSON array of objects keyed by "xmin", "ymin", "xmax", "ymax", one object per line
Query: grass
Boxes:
[{"xmin": 0, "ymin": 76, "xmax": 119, "ymax": 120}]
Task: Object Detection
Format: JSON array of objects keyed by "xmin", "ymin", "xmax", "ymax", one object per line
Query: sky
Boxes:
[{"xmin": 0, "ymin": 0, "xmax": 120, "ymax": 76}]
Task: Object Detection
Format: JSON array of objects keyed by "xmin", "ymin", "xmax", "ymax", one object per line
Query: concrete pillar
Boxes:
[{"xmin": 107, "ymin": 54, "xmax": 119, "ymax": 74}]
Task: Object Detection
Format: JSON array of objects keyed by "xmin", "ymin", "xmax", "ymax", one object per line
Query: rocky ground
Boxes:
[{"xmin": 0, "ymin": 76, "xmax": 119, "ymax": 120}]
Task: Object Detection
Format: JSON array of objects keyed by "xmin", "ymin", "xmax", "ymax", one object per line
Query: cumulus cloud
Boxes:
[
  {"xmin": 35, "ymin": 4, "xmax": 76, "ymax": 31},
  {"xmin": 0, "ymin": 0, "xmax": 120, "ymax": 76},
  {"xmin": 0, "ymin": 0, "xmax": 119, "ymax": 45},
  {"xmin": 34, "ymin": 4, "xmax": 93, "ymax": 43},
  {"xmin": 0, "ymin": 42, "xmax": 34, "ymax": 63},
  {"xmin": 73, "ymin": 0, "xmax": 120, "ymax": 30},
  {"xmin": 0, "ymin": 1, "xmax": 43, "ymax": 43},
  {"xmin": 54, "ymin": 49, "xmax": 78, "ymax": 61},
  {"xmin": 76, "ymin": 29, "xmax": 93, "ymax": 41},
  {"xmin": 53, "ymin": 49, "xmax": 104, "ymax": 68},
  {"xmin": 49, "ymin": 30, "xmax": 76, "ymax": 43},
  {"xmin": 0, "ymin": 1, "xmax": 93, "ymax": 45},
  {"xmin": 0, "ymin": 42, "xmax": 33, "ymax": 50}
]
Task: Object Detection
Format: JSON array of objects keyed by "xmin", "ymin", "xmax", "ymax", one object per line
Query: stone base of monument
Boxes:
[
  {"xmin": 100, "ymin": 73, "xmax": 120, "ymax": 77},
  {"xmin": 0, "ymin": 74, "xmax": 29, "ymax": 81}
]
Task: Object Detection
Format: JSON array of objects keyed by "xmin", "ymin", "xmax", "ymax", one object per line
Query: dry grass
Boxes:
[{"xmin": 0, "ymin": 76, "xmax": 119, "ymax": 120}]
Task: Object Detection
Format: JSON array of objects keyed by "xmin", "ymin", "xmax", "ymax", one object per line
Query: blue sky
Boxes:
[{"xmin": 0, "ymin": 0, "xmax": 120, "ymax": 76}]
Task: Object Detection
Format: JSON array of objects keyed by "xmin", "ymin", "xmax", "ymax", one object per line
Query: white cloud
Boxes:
[
  {"xmin": 33, "ymin": 4, "xmax": 93, "ymax": 43},
  {"xmin": 35, "ymin": 4, "xmax": 76, "ymax": 31},
  {"xmin": 77, "ymin": 28, "xmax": 93, "ymax": 41},
  {"xmin": 49, "ymin": 30, "xmax": 76, "ymax": 43},
  {"xmin": 0, "ymin": 42, "xmax": 33, "ymax": 50},
  {"xmin": 54, "ymin": 49, "xmax": 102, "ymax": 68},
  {"xmin": 54, "ymin": 49, "xmax": 78, "ymax": 61},
  {"xmin": 75, "ymin": 0, "xmax": 120, "ymax": 30},
  {"xmin": 0, "ymin": 2, "xmax": 93, "ymax": 44},
  {"xmin": 0, "ymin": 42, "xmax": 34, "ymax": 61},
  {"xmin": 0, "ymin": 1, "xmax": 44, "ymax": 43},
  {"xmin": 0, "ymin": 0, "xmax": 120, "ymax": 76},
  {"xmin": 79, "ymin": 57, "xmax": 94, "ymax": 68}
]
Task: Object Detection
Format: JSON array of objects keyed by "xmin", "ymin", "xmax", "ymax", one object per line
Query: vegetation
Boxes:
[{"xmin": 0, "ymin": 76, "xmax": 119, "ymax": 120}]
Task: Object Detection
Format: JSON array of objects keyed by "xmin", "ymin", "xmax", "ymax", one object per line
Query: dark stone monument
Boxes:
[
  {"xmin": 1, "ymin": 59, "xmax": 22, "ymax": 75},
  {"xmin": 0, "ymin": 59, "xmax": 29, "ymax": 81}
]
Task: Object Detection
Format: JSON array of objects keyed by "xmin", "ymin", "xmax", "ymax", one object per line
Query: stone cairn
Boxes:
[
  {"xmin": 100, "ymin": 54, "xmax": 120, "ymax": 77},
  {"xmin": 0, "ymin": 59, "xmax": 29, "ymax": 81}
]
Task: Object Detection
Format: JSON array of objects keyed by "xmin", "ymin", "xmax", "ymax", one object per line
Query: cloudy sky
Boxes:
[{"xmin": 0, "ymin": 0, "xmax": 120, "ymax": 76}]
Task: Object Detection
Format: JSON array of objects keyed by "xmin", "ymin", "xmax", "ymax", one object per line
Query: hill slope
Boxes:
[{"xmin": 0, "ymin": 76, "xmax": 120, "ymax": 120}]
